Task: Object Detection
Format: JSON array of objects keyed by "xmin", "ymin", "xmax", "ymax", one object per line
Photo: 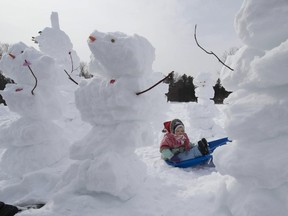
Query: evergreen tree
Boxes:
[
  {"xmin": 0, "ymin": 72, "xmax": 14, "ymax": 105},
  {"xmin": 0, "ymin": 42, "xmax": 14, "ymax": 105},
  {"xmin": 212, "ymin": 78, "xmax": 232, "ymax": 104},
  {"xmin": 165, "ymin": 72, "xmax": 231, "ymax": 104},
  {"xmin": 166, "ymin": 73, "xmax": 197, "ymax": 102}
]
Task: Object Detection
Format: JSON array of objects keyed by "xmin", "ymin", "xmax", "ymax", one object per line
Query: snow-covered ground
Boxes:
[{"xmin": 0, "ymin": 101, "xmax": 233, "ymax": 216}]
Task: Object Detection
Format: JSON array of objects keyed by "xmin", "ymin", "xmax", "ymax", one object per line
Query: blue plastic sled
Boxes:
[{"xmin": 165, "ymin": 137, "xmax": 230, "ymax": 168}]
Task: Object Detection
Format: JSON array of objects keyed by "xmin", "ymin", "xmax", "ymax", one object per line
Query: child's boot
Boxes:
[{"xmin": 198, "ymin": 138, "xmax": 209, "ymax": 155}]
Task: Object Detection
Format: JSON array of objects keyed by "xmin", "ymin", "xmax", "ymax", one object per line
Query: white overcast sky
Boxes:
[{"xmin": 0, "ymin": 0, "xmax": 243, "ymax": 77}]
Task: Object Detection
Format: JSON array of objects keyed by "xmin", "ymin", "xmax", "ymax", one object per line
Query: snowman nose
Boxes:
[{"xmin": 89, "ymin": 35, "xmax": 96, "ymax": 42}]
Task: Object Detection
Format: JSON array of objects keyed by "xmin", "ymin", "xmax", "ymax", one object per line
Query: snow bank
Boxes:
[{"xmin": 215, "ymin": 0, "xmax": 288, "ymax": 215}]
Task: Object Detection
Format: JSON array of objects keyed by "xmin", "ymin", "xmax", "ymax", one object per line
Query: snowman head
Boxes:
[
  {"xmin": 33, "ymin": 26, "xmax": 74, "ymax": 61},
  {"xmin": 194, "ymin": 72, "xmax": 214, "ymax": 88},
  {"xmin": 0, "ymin": 42, "xmax": 62, "ymax": 119},
  {"xmin": 0, "ymin": 42, "xmax": 59, "ymax": 86},
  {"xmin": 87, "ymin": 30, "xmax": 155, "ymax": 78},
  {"xmin": 32, "ymin": 12, "xmax": 80, "ymax": 73},
  {"xmin": 0, "ymin": 42, "xmax": 37, "ymax": 85}
]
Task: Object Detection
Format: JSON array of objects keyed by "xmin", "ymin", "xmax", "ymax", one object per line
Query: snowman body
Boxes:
[{"xmin": 190, "ymin": 73, "xmax": 222, "ymax": 139}]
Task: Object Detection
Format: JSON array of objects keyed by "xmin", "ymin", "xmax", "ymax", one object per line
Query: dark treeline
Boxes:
[
  {"xmin": 212, "ymin": 78, "xmax": 232, "ymax": 104},
  {"xmin": 165, "ymin": 73, "xmax": 197, "ymax": 102},
  {"xmin": 165, "ymin": 73, "xmax": 232, "ymax": 104}
]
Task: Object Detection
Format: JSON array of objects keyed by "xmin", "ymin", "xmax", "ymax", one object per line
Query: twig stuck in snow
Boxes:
[{"xmin": 194, "ymin": 24, "xmax": 234, "ymax": 71}]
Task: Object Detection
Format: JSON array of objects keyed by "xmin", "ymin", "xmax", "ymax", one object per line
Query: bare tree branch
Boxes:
[
  {"xmin": 194, "ymin": 24, "xmax": 234, "ymax": 71},
  {"xmin": 136, "ymin": 71, "xmax": 174, "ymax": 96}
]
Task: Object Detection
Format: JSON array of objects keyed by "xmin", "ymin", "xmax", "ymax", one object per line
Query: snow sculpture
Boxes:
[
  {"xmin": 189, "ymin": 72, "xmax": 223, "ymax": 139},
  {"xmin": 33, "ymin": 12, "xmax": 82, "ymax": 130},
  {"xmin": 0, "ymin": 42, "xmax": 68, "ymax": 177},
  {"xmin": 66, "ymin": 30, "xmax": 167, "ymax": 200},
  {"xmin": 33, "ymin": 12, "xmax": 80, "ymax": 77},
  {"xmin": 194, "ymin": 73, "xmax": 214, "ymax": 106},
  {"xmin": 215, "ymin": 0, "xmax": 288, "ymax": 215}
]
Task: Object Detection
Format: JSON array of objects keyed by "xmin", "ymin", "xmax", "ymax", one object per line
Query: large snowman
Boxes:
[
  {"xmin": 64, "ymin": 30, "xmax": 167, "ymax": 200},
  {"xmin": 0, "ymin": 42, "xmax": 69, "ymax": 178},
  {"xmin": 214, "ymin": 0, "xmax": 288, "ymax": 215}
]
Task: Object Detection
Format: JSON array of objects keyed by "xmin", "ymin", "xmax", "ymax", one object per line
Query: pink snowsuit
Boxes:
[{"xmin": 160, "ymin": 132, "xmax": 191, "ymax": 152}]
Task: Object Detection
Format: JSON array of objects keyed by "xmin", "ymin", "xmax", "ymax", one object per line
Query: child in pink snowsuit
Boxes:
[{"xmin": 160, "ymin": 119, "xmax": 209, "ymax": 163}]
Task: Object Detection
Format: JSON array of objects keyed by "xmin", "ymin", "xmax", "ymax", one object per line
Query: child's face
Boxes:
[{"xmin": 175, "ymin": 126, "xmax": 184, "ymax": 136}]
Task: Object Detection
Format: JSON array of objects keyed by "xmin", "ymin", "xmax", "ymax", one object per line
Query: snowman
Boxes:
[
  {"xmin": 213, "ymin": 1, "xmax": 288, "ymax": 215},
  {"xmin": 33, "ymin": 12, "xmax": 84, "ymax": 136},
  {"xmin": 62, "ymin": 30, "xmax": 167, "ymax": 200},
  {"xmin": 189, "ymin": 72, "xmax": 224, "ymax": 139},
  {"xmin": 0, "ymin": 42, "xmax": 69, "ymax": 178},
  {"xmin": 33, "ymin": 12, "xmax": 80, "ymax": 77}
]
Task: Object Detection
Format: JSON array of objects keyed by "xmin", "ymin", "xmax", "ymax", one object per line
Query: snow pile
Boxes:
[
  {"xmin": 56, "ymin": 30, "xmax": 168, "ymax": 201},
  {"xmin": 0, "ymin": 42, "xmax": 69, "ymax": 178},
  {"xmin": 215, "ymin": 0, "xmax": 288, "ymax": 215}
]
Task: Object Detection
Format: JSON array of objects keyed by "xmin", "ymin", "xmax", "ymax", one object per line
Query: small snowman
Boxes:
[
  {"xmin": 0, "ymin": 42, "xmax": 69, "ymax": 178},
  {"xmin": 33, "ymin": 12, "xmax": 80, "ymax": 83},
  {"xmin": 189, "ymin": 72, "xmax": 224, "ymax": 139},
  {"xmin": 63, "ymin": 30, "xmax": 167, "ymax": 200},
  {"xmin": 33, "ymin": 12, "xmax": 83, "ymax": 130}
]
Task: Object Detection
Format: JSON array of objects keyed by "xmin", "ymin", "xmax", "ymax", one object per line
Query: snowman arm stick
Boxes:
[
  {"xmin": 62, "ymin": 52, "xmax": 79, "ymax": 85},
  {"xmin": 25, "ymin": 60, "xmax": 38, "ymax": 95},
  {"xmin": 69, "ymin": 51, "xmax": 74, "ymax": 72},
  {"xmin": 64, "ymin": 69, "xmax": 79, "ymax": 85},
  {"xmin": 68, "ymin": 51, "xmax": 80, "ymax": 73},
  {"xmin": 136, "ymin": 71, "xmax": 174, "ymax": 96},
  {"xmin": 194, "ymin": 24, "xmax": 234, "ymax": 71}
]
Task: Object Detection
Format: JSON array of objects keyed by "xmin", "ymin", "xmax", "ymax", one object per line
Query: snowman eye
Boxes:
[{"xmin": 111, "ymin": 38, "xmax": 115, "ymax": 43}]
